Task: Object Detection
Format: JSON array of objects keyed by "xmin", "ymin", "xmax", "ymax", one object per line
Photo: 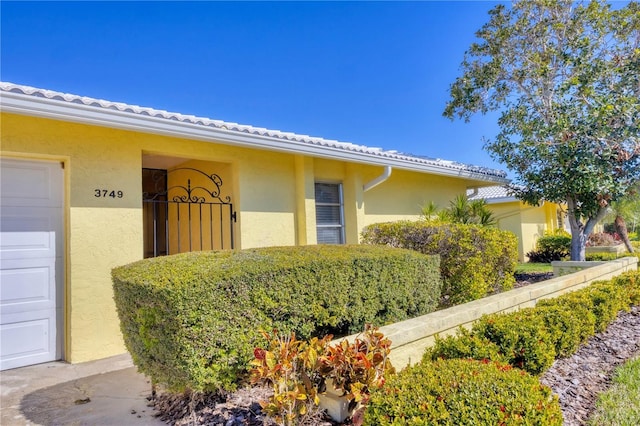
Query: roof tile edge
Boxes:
[{"xmin": 0, "ymin": 81, "xmax": 507, "ymax": 180}]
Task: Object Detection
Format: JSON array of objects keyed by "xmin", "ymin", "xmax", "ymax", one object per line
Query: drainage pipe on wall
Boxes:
[{"xmin": 363, "ymin": 166, "xmax": 392, "ymax": 192}]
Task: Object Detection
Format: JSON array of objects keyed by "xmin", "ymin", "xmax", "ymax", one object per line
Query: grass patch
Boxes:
[
  {"xmin": 515, "ymin": 262, "xmax": 553, "ymax": 274},
  {"xmin": 589, "ymin": 356, "xmax": 640, "ymax": 425}
]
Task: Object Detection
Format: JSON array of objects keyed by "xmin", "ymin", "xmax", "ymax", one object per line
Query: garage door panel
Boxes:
[
  {"xmin": 0, "ymin": 260, "xmax": 55, "ymax": 314},
  {"xmin": 0, "ymin": 313, "xmax": 56, "ymax": 371},
  {"xmin": 0, "ymin": 231, "xmax": 57, "ymax": 260},
  {"xmin": 0, "ymin": 160, "xmax": 63, "ymax": 208},
  {"xmin": 1, "ymin": 208, "xmax": 62, "ymax": 232}
]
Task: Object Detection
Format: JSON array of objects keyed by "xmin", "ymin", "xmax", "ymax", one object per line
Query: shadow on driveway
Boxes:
[{"xmin": 1, "ymin": 355, "xmax": 165, "ymax": 426}]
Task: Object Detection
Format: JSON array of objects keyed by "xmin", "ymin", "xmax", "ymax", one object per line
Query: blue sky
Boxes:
[{"xmin": 2, "ymin": 1, "xmax": 509, "ymax": 171}]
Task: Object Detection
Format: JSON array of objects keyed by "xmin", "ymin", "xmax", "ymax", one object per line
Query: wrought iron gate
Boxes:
[{"xmin": 142, "ymin": 167, "xmax": 236, "ymax": 258}]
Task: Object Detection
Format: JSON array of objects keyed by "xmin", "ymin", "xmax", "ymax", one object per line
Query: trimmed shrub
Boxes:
[
  {"xmin": 363, "ymin": 359, "xmax": 563, "ymax": 425},
  {"xmin": 538, "ymin": 279, "xmax": 629, "ymax": 334},
  {"xmin": 423, "ymin": 327, "xmax": 508, "ymax": 364},
  {"xmin": 426, "ymin": 271, "xmax": 640, "ymax": 378},
  {"xmin": 361, "ymin": 220, "xmax": 518, "ymax": 306},
  {"xmin": 586, "ymin": 252, "xmax": 640, "ymax": 262},
  {"xmin": 537, "ymin": 292, "xmax": 597, "ymax": 343},
  {"xmin": 530, "ymin": 304, "xmax": 584, "ymax": 358},
  {"xmin": 400, "ymin": 271, "xmax": 640, "ymax": 425},
  {"xmin": 526, "ymin": 230, "xmax": 571, "ymax": 262},
  {"xmin": 612, "ymin": 271, "xmax": 640, "ymax": 306},
  {"xmin": 112, "ymin": 245, "xmax": 441, "ymax": 392},
  {"xmin": 586, "ymin": 252, "xmax": 621, "ymax": 261},
  {"xmin": 426, "ymin": 307, "xmax": 582, "ymax": 372},
  {"xmin": 471, "ymin": 310, "xmax": 556, "ymax": 375},
  {"xmin": 584, "ymin": 281, "xmax": 630, "ymax": 331}
]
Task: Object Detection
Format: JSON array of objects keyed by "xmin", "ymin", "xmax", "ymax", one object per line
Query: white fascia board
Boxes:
[
  {"xmin": 485, "ymin": 196, "xmax": 519, "ymax": 204},
  {"xmin": 0, "ymin": 92, "xmax": 509, "ymax": 184}
]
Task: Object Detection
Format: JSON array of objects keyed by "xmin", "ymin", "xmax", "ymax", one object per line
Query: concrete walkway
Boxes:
[{"xmin": 1, "ymin": 354, "xmax": 166, "ymax": 425}]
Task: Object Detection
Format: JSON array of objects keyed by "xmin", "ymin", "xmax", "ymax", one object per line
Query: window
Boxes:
[{"xmin": 315, "ymin": 182, "xmax": 345, "ymax": 244}]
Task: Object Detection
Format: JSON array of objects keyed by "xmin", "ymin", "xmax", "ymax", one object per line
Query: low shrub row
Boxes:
[
  {"xmin": 586, "ymin": 251, "xmax": 640, "ymax": 262},
  {"xmin": 112, "ymin": 245, "xmax": 441, "ymax": 392},
  {"xmin": 361, "ymin": 220, "xmax": 518, "ymax": 306},
  {"xmin": 362, "ymin": 270, "xmax": 640, "ymax": 424},
  {"xmin": 363, "ymin": 358, "xmax": 563, "ymax": 425},
  {"xmin": 423, "ymin": 271, "xmax": 639, "ymax": 375}
]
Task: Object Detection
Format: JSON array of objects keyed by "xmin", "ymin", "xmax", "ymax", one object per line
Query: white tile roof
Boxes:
[
  {"xmin": 0, "ymin": 82, "xmax": 508, "ymax": 182},
  {"xmin": 467, "ymin": 185, "xmax": 517, "ymax": 202}
]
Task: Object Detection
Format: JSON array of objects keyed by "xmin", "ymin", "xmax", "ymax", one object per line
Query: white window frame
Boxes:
[{"xmin": 314, "ymin": 182, "xmax": 346, "ymax": 244}]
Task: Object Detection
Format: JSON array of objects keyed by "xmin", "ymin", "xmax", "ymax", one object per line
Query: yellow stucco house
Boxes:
[
  {"xmin": 468, "ymin": 186, "xmax": 565, "ymax": 262},
  {"xmin": 0, "ymin": 82, "xmax": 509, "ymax": 370}
]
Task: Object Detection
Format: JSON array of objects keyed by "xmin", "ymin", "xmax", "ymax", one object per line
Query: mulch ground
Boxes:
[{"xmin": 540, "ymin": 305, "xmax": 640, "ymax": 425}]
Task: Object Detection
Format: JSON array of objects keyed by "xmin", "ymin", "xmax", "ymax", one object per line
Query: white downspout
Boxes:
[
  {"xmin": 467, "ymin": 187, "xmax": 479, "ymax": 199},
  {"xmin": 363, "ymin": 166, "xmax": 392, "ymax": 192}
]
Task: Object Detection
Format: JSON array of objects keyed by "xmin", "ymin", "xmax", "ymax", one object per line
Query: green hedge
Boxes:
[
  {"xmin": 424, "ymin": 270, "xmax": 640, "ymax": 376},
  {"xmin": 363, "ymin": 359, "xmax": 562, "ymax": 425},
  {"xmin": 364, "ymin": 270, "xmax": 640, "ymax": 424},
  {"xmin": 538, "ymin": 279, "xmax": 629, "ymax": 333},
  {"xmin": 536, "ymin": 292, "xmax": 597, "ymax": 344},
  {"xmin": 586, "ymin": 252, "xmax": 640, "ymax": 262},
  {"xmin": 361, "ymin": 220, "xmax": 518, "ymax": 306},
  {"xmin": 469, "ymin": 311, "xmax": 556, "ymax": 375},
  {"xmin": 112, "ymin": 245, "xmax": 441, "ymax": 392}
]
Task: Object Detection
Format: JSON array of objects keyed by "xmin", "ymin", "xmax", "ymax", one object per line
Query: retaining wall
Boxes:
[{"xmin": 372, "ymin": 257, "xmax": 638, "ymax": 369}]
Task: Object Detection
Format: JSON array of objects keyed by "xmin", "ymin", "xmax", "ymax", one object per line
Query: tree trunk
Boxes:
[
  {"xmin": 566, "ymin": 199, "xmax": 608, "ymax": 261},
  {"xmin": 569, "ymin": 227, "xmax": 587, "ymax": 261},
  {"xmin": 614, "ymin": 215, "xmax": 635, "ymax": 253},
  {"xmin": 566, "ymin": 197, "xmax": 587, "ymax": 261}
]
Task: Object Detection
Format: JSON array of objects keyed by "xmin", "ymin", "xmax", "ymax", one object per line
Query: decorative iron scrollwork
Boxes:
[{"xmin": 143, "ymin": 167, "xmax": 232, "ymax": 204}]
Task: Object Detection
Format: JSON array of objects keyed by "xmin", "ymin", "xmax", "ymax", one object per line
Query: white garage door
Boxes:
[{"xmin": 1, "ymin": 158, "xmax": 63, "ymax": 370}]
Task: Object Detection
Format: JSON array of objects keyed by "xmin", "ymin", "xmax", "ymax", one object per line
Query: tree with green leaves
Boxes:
[{"xmin": 444, "ymin": 0, "xmax": 640, "ymax": 260}]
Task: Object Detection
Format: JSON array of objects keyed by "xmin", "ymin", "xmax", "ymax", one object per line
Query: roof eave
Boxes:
[
  {"xmin": 0, "ymin": 91, "xmax": 509, "ymax": 185},
  {"xmin": 484, "ymin": 196, "xmax": 519, "ymax": 204}
]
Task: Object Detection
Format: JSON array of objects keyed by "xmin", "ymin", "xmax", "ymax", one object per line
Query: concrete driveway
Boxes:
[{"xmin": 1, "ymin": 354, "xmax": 166, "ymax": 425}]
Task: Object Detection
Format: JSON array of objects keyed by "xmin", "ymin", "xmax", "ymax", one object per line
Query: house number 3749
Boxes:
[{"xmin": 94, "ymin": 189, "xmax": 124, "ymax": 198}]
